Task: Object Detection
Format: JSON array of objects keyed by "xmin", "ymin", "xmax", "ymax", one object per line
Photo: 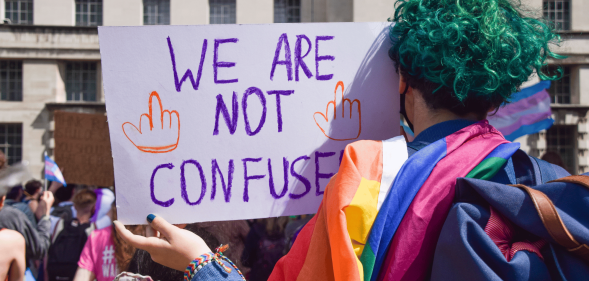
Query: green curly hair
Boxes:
[{"xmin": 390, "ymin": 0, "xmax": 565, "ymax": 116}]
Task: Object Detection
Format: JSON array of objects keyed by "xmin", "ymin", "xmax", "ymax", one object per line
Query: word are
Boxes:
[{"xmin": 150, "ymin": 150, "xmax": 344, "ymax": 207}]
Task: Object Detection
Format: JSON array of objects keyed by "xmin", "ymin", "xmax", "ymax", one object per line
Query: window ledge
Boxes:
[
  {"xmin": 550, "ymin": 104, "xmax": 589, "ymax": 109},
  {"xmin": 45, "ymin": 102, "xmax": 106, "ymax": 114}
]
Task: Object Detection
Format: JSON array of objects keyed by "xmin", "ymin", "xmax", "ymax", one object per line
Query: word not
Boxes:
[
  {"xmin": 214, "ymin": 87, "xmax": 294, "ymax": 135},
  {"xmin": 149, "ymin": 150, "xmax": 344, "ymax": 207}
]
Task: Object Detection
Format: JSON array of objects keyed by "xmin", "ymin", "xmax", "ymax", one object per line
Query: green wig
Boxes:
[{"xmin": 389, "ymin": 0, "xmax": 565, "ymax": 115}]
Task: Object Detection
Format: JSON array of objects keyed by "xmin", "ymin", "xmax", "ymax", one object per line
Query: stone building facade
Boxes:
[{"xmin": 0, "ymin": 0, "xmax": 586, "ymax": 178}]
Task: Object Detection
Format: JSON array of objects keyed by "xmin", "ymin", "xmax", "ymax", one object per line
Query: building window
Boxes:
[
  {"xmin": 65, "ymin": 62, "xmax": 97, "ymax": 102},
  {"xmin": 144, "ymin": 0, "xmax": 170, "ymax": 25},
  {"xmin": 4, "ymin": 0, "xmax": 33, "ymax": 25},
  {"xmin": 546, "ymin": 66, "xmax": 570, "ymax": 104},
  {"xmin": 76, "ymin": 0, "xmax": 103, "ymax": 26},
  {"xmin": 274, "ymin": 0, "xmax": 300, "ymax": 23},
  {"xmin": 543, "ymin": 0, "xmax": 570, "ymax": 30},
  {"xmin": 0, "ymin": 61, "xmax": 22, "ymax": 101},
  {"xmin": 0, "ymin": 124, "xmax": 22, "ymax": 165},
  {"xmin": 546, "ymin": 125, "xmax": 576, "ymax": 174},
  {"xmin": 209, "ymin": 0, "xmax": 236, "ymax": 24}
]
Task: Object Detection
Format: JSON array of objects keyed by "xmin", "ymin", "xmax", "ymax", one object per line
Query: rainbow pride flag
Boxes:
[
  {"xmin": 362, "ymin": 122, "xmax": 518, "ymax": 281},
  {"xmin": 488, "ymin": 81, "xmax": 554, "ymax": 141},
  {"xmin": 270, "ymin": 121, "xmax": 518, "ymax": 281}
]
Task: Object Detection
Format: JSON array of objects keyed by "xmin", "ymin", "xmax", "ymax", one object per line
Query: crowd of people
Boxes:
[
  {"xmin": 0, "ymin": 159, "xmax": 304, "ymax": 281},
  {"xmin": 2, "ymin": 0, "xmax": 588, "ymax": 280}
]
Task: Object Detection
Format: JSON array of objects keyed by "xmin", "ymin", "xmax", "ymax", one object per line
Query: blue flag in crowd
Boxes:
[{"xmin": 45, "ymin": 155, "xmax": 66, "ymax": 186}]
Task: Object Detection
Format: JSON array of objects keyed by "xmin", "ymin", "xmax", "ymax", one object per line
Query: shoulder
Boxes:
[
  {"xmin": 341, "ymin": 136, "xmax": 407, "ymax": 178},
  {"xmin": 0, "ymin": 205, "xmax": 27, "ymax": 220},
  {"xmin": 88, "ymin": 225, "xmax": 112, "ymax": 241},
  {"xmin": 0, "ymin": 229, "xmax": 25, "ymax": 251},
  {"xmin": 345, "ymin": 139, "xmax": 383, "ymax": 153}
]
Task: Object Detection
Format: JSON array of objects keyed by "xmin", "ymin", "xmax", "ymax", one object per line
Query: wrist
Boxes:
[{"xmin": 183, "ymin": 245, "xmax": 245, "ymax": 281}]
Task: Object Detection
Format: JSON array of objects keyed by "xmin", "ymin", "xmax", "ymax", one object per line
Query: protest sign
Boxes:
[
  {"xmin": 54, "ymin": 111, "xmax": 114, "ymax": 187},
  {"xmin": 99, "ymin": 22, "xmax": 400, "ymax": 224}
]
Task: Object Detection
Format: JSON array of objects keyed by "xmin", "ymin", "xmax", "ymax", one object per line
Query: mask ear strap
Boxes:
[{"xmin": 399, "ymin": 84, "xmax": 414, "ymax": 133}]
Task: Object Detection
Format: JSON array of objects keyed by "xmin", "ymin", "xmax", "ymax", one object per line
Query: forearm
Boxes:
[
  {"xmin": 28, "ymin": 216, "xmax": 51, "ymax": 259},
  {"xmin": 73, "ymin": 267, "xmax": 95, "ymax": 281}
]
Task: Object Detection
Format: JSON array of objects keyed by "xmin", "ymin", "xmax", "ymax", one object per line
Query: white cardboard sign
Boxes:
[{"xmin": 99, "ymin": 22, "xmax": 399, "ymax": 224}]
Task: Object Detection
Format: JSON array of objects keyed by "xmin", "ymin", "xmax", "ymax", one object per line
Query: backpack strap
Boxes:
[
  {"xmin": 511, "ymin": 183, "xmax": 589, "ymax": 264},
  {"xmin": 549, "ymin": 175, "xmax": 589, "ymax": 190},
  {"xmin": 51, "ymin": 218, "xmax": 65, "ymax": 243}
]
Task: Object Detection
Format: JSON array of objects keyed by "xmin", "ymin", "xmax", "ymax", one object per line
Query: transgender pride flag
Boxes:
[
  {"xmin": 45, "ymin": 154, "xmax": 66, "ymax": 186},
  {"xmin": 488, "ymin": 81, "xmax": 554, "ymax": 141}
]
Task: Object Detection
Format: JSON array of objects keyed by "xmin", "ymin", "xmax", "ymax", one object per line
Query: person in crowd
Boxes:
[
  {"xmin": 24, "ymin": 180, "xmax": 43, "ymax": 215},
  {"xmin": 4, "ymin": 185, "xmax": 37, "ymax": 226},
  {"xmin": 47, "ymin": 188, "xmax": 97, "ymax": 281},
  {"xmin": 52, "ymin": 188, "xmax": 97, "ymax": 235},
  {"xmin": 241, "ymin": 217, "xmax": 288, "ymax": 281},
  {"xmin": 112, "ymin": 0, "xmax": 567, "ymax": 280},
  {"xmin": 0, "ymin": 228, "xmax": 26, "ymax": 281},
  {"xmin": 74, "ymin": 201, "xmax": 135, "ymax": 281},
  {"xmin": 0, "ymin": 182, "xmax": 53, "ymax": 278},
  {"xmin": 49, "ymin": 184, "xmax": 76, "ymax": 234}
]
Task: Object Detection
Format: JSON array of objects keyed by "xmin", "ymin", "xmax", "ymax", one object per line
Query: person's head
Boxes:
[
  {"xmin": 24, "ymin": 180, "xmax": 42, "ymax": 199},
  {"xmin": 5, "ymin": 185, "xmax": 23, "ymax": 201},
  {"xmin": 72, "ymin": 188, "xmax": 97, "ymax": 215},
  {"xmin": 390, "ymin": 0, "xmax": 563, "ymax": 123},
  {"xmin": 54, "ymin": 184, "xmax": 75, "ymax": 204}
]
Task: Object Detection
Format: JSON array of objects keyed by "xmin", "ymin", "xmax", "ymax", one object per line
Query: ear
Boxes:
[
  {"xmin": 399, "ymin": 73, "xmax": 407, "ymax": 95},
  {"xmin": 0, "ymin": 195, "xmax": 5, "ymax": 209},
  {"xmin": 398, "ymin": 73, "xmax": 413, "ymax": 96}
]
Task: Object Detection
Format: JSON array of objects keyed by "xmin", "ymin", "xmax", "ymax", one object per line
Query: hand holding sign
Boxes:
[
  {"xmin": 122, "ymin": 91, "xmax": 180, "ymax": 153},
  {"xmin": 314, "ymin": 81, "xmax": 362, "ymax": 141}
]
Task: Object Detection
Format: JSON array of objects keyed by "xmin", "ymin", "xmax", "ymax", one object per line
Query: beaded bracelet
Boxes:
[{"xmin": 184, "ymin": 244, "xmax": 246, "ymax": 281}]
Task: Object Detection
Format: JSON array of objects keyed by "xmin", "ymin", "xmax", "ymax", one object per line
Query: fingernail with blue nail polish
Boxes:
[{"xmin": 147, "ymin": 214, "xmax": 156, "ymax": 223}]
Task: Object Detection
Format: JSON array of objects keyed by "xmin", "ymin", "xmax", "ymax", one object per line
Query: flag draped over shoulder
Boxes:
[
  {"xmin": 45, "ymin": 155, "xmax": 67, "ymax": 186},
  {"xmin": 269, "ymin": 136, "xmax": 408, "ymax": 281},
  {"xmin": 488, "ymin": 81, "xmax": 554, "ymax": 141},
  {"xmin": 372, "ymin": 122, "xmax": 518, "ymax": 281},
  {"xmin": 270, "ymin": 121, "xmax": 519, "ymax": 281}
]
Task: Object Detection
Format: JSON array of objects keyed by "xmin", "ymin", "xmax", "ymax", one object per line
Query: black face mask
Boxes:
[{"xmin": 399, "ymin": 84, "xmax": 414, "ymax": 132}]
